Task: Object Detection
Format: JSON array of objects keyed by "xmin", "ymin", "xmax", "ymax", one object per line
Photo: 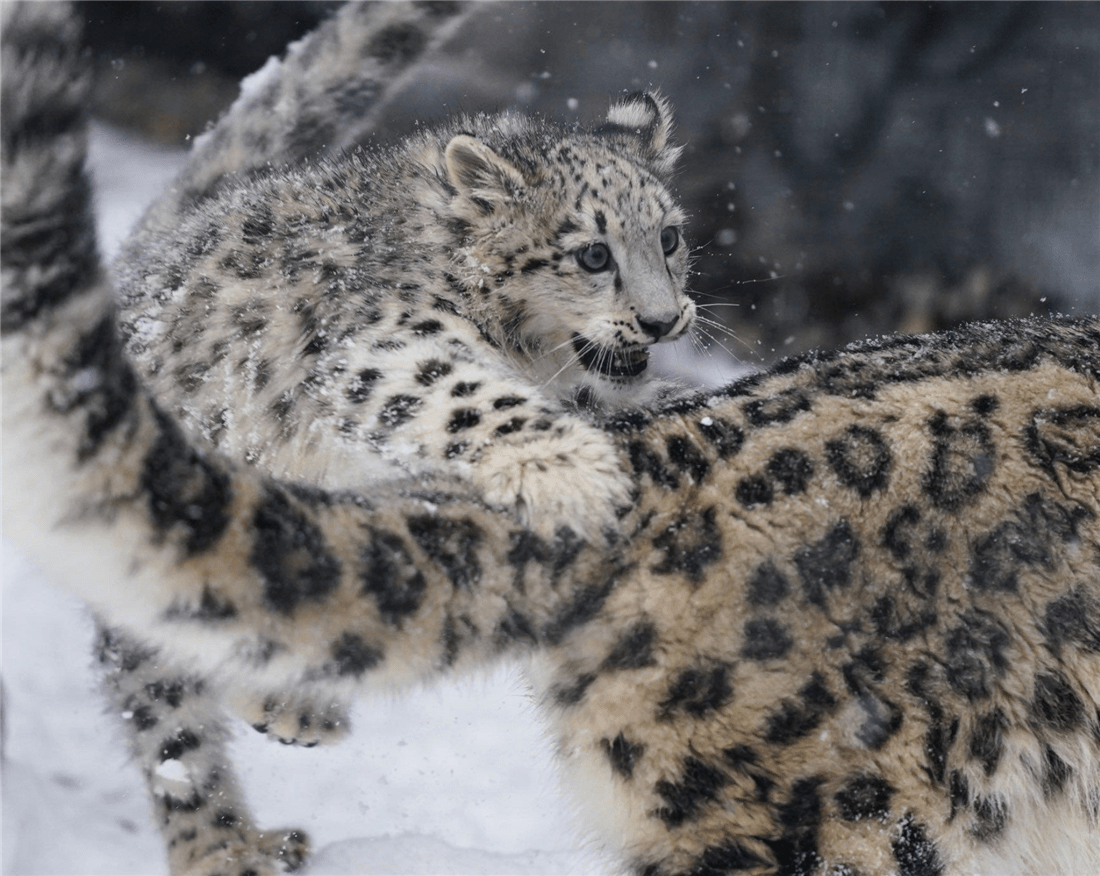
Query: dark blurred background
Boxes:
[{"xmin": 76, "ymin": 1, "xmax": 1099, "ymax": 363}]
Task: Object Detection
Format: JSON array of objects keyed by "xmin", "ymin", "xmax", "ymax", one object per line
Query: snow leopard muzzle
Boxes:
[{"xmin": 572, "ymin": 335, "xmax": 649, "ymax": 379}]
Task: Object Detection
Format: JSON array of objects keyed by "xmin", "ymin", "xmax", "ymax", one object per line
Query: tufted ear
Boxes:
[
  {"xmin": 598, "ymin": 91, "xmax": 682, "ymax": 179},
  {"xmin": 445, "ymin": 135, "xmax": 526, "ymax": 207}
]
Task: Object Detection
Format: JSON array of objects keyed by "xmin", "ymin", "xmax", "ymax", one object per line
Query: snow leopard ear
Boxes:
[
  {"xmin": 598, "ymin": 91, "xmax": 682, "ymax": 179},
  {"xmin": 445, "ymin": 135, "xmax": 526, "ymax": 208}
]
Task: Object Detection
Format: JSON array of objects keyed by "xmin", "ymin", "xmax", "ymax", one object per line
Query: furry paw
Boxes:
[
  {"xmin": 176, "ymin": 827, "xmax": 309, "ymax": 876},
  {"xmin": 234, "ymin": 693, "xmax": 351, "ymax": 747},
  {"xmin": 256, "ymin": 828, "xmax": 310, "ymax": 873},
  {"xmin": 474, "ymin": 424, "xmax": 632, "ymax": 539}
]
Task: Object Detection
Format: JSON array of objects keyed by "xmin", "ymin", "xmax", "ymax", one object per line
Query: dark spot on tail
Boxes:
[
  {"xmin": 674, "ymin": 842, "xmax": 767, "ymax": 875},
  {"xmin": 142, "ymin": 406, "xmax": 232, "ymax": 555},
  {"xmin": 654, "ymin": 756, "xmax": 729, "ymax": 827},
  {"xmin": 602, "ymin": 620, "xmax": 658, "ymax": 670},
  {"xmin": 407, "ymin": 515, "xmax": 482, "ymax": 590},
  {"xmin": 61, "ymin": 317, "xmax": 140, "ymax": 458},
  {"xmin": 553, "ymin": 672, "xmax": 596, "ymax": 706},
  {"xmin": 252, "ymin": 487, "xmax": 341, "ymax": 614},
  {"xmin": 659, "ymin": 663, "xmax": 732, "ymax": 719},
  {"xmin": 602, "ymin": 732, "xmax": 645, "ymax": 779},
  {"xmin": 543, "ymin": 574, "xmax": 619, "ymax": 645},
  {"xmin": 360, "ymin": 531, "xmax": 427, "ymax": 625}
]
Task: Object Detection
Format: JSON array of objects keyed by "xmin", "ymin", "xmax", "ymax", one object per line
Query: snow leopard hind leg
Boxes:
[
  {"xmin": 95, "ymin": 625, "xmax": 310, "ymax": 875},
  {"xmin": 2, "ymin": 6, "xmax": 309, "ymax": 873}
]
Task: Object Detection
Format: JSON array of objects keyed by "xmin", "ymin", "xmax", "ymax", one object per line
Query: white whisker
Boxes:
[
  {"xmin": 540, "ymin": 341, "xmax": 588, "ymax": 389},
  {"xmin": 691, "ymin": 325, "xmax": 738, "ymax": 361}
]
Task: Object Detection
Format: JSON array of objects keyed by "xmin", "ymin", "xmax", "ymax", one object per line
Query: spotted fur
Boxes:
[
  {"xmin": 4, "ymin": 5, "xmax": 1100, "ymax": 876},
  {"xmin": 116, "ymin": 94, "xmax": 694, "ymax": 518}
]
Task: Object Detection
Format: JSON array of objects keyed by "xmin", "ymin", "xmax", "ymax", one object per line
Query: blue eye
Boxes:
[
  {"xmin": 660, "ymin": 226, "xmax": 680, "ymax": 256},
  {"xmin": 576, "ymin": 242, "xmax": 612, "ymax": 273}
]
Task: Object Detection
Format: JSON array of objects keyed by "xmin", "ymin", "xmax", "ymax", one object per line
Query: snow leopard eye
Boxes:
[
  {"xmin": 576, "ymin": 242, "xmax": 612, "ymax": 273},
  {"xmin": 660, "ymin": 226, "xmax": 680, "ymax": 256}
]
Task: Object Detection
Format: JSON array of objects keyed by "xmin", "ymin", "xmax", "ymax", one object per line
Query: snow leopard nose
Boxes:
[{"xmin": 637, "ymin": 313, "xmax": 679, "ymax": 341}]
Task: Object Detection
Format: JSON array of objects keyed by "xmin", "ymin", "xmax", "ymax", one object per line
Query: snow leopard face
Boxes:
[{"xmin": 443, "ymin": 94, "xmax": 695, "ymax": 406}]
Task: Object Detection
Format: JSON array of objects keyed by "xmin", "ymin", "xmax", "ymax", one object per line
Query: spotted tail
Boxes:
[{"xmin": 139, "ymin": 0, "xmax": 472, "ymax": 227}]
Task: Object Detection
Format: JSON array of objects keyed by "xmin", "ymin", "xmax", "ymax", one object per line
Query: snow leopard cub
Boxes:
[
  {"xmin": 111, "ymin": 1, "xmax": 693, "ymax": 747},
  {"xmin": 116, "ymin": 91, "xmax": 695, "ymax": 520}
]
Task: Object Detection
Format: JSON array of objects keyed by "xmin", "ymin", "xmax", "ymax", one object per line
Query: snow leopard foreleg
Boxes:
[{"xmin": 95, "ymin": 623, "xmax": 310, "ymax": 876}]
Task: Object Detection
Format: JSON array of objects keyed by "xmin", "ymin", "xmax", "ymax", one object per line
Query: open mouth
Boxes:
[{"xmin": 572, "ymin": 335, "xmax": 649, "ymax": 379}]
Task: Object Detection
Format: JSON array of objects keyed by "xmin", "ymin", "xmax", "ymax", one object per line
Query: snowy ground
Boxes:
[{"xmin": 2, "ymin": 125, "xmax": 744, "ymax": 876}]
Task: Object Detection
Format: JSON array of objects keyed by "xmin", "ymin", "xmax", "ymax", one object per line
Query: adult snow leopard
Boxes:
[{"xmin": 4, "ymin": 4, "xmax": 1100, "ymax": 876}]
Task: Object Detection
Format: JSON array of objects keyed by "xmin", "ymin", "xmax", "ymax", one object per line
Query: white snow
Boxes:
[{"xmin": 151, "ymin": 758, "xmax": 191, "ymax": 798}]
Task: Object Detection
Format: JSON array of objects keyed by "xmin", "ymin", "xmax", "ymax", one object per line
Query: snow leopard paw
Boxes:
[
  {"xmin": 474, "ymin": 426, "xmax": 633, "ymax": 540},
  {"xmin": 176, "ymin": 827, "xmax": 310, "ymax": 876},
  {"xmin": 237, "ymin": 693, "xmax": 351, "ymax": 747}
]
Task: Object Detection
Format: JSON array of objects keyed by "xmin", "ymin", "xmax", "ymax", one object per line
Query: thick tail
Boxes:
[
  {"xmin": 1, "ymin": 1, "xmax": 100, "ymax": 333},
  {"xmin": 138, "ymin": 0, "xmax": 472, "ymax": 228},
  {"xmin": 1, "ymin": 1, "xmax": 601, "ymax": 697}
]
